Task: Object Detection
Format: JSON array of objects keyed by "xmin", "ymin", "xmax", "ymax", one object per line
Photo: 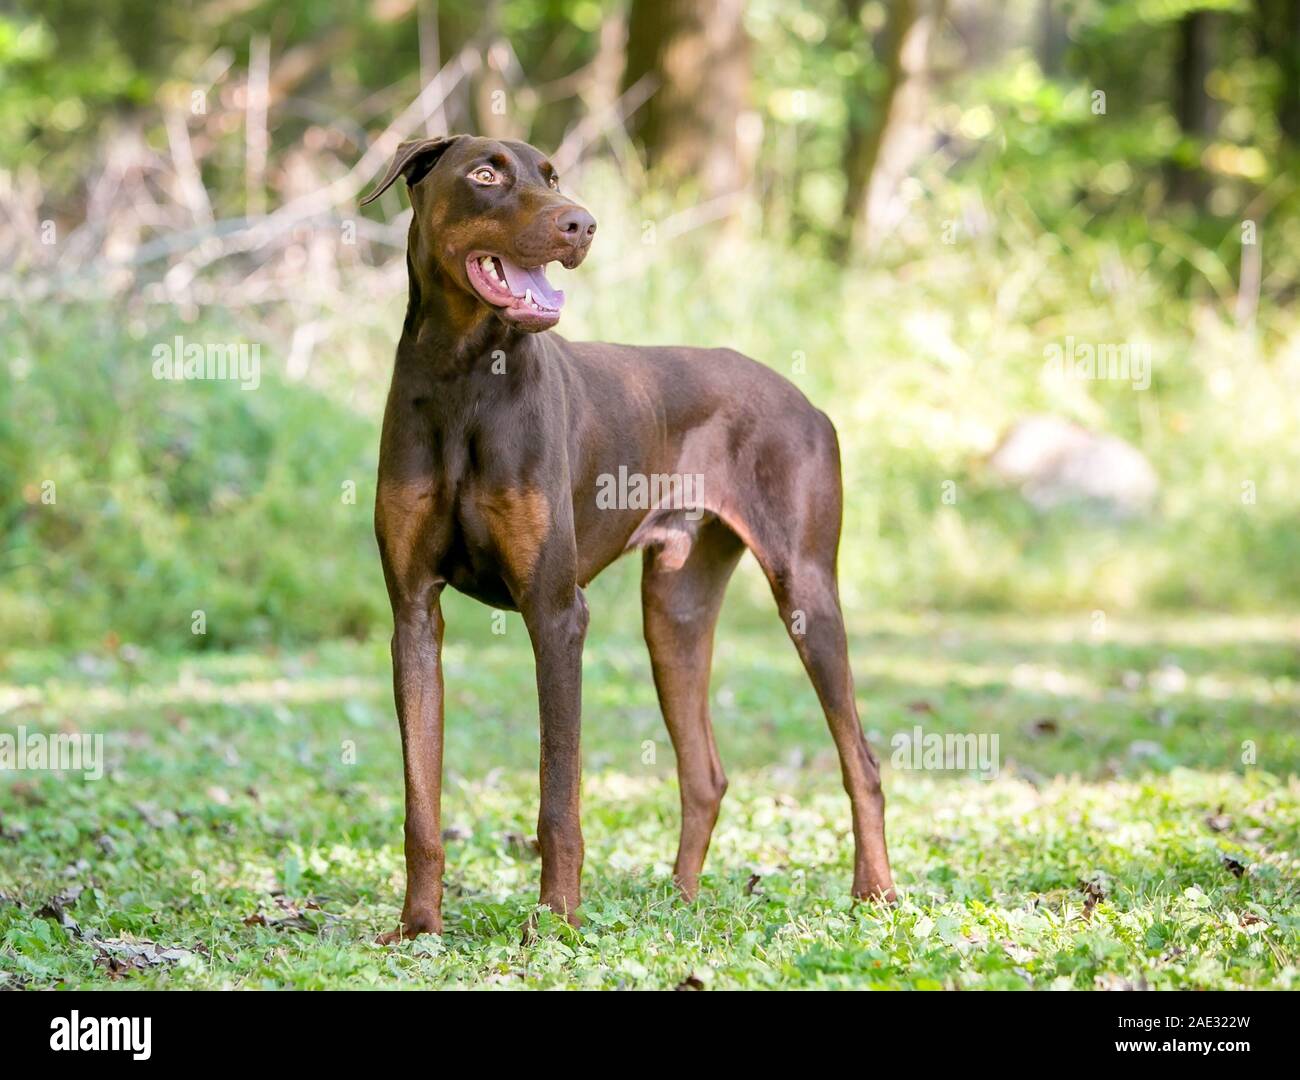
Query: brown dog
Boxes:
[{"xmin": 362, "ymin": 134, "xmax": 894, "ymax": 940}]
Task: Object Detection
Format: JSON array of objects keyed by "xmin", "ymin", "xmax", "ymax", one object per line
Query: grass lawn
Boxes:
[{"xmin": 2, "ymin": 565, "xmax": 1298, "ymax": 989}]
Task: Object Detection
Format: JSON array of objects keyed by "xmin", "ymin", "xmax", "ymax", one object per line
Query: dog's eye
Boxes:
[
  {"xmin": 547, "ymin": 174, "xmax": 560, "ymax": 190},
  {"xmin": 469, "ymin": 167, "xmax": 498, "ymax": 185}
]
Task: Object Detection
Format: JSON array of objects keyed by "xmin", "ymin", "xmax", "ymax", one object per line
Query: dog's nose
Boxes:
[{"xmin": 556, "ymin": 206, "xmax": 596, "ymax": 243}]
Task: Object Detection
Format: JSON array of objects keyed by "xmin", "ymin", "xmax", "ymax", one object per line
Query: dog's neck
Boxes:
[{"xmin": 397, "ymin": 226, "xmax": 541, "ymax": 378}]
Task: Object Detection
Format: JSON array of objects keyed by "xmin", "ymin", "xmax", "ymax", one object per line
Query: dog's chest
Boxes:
[
  {"xmin": 451, "ymin": 478, "xmax": 552, "ymax": 584},
  {"xmin": 382, "ymin": 365, "xmax": 567, "ymax": 606},
  {"xmin": 413, "ymin": 434, "xmax": 555, "ymax": 608}
]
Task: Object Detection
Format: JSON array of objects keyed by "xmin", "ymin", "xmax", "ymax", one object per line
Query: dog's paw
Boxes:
[
  {"xmin": 376, "ymin": 911, "xmax": 443, "ymax": 943},
  {"xmin": 672, "ymin": 874, "xmax": 702, "ymax": 902},
  {"xmin": 852, "ymin": 883, "xmax": 898, "ymax": 905}
]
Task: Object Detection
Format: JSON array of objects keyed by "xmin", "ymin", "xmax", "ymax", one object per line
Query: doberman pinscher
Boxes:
[{"xmin": 361, "ymin": 134, "xmax": 894, "ymax": 940}]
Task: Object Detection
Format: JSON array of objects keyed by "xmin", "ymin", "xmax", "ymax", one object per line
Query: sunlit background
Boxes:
[
  {"xmin": 1, "ymin": 1, "xmax": 1298, "ymax": 990},
  {"xmin": 4, "ymin": 0, "xmax": 1299, "ymax": 646}
]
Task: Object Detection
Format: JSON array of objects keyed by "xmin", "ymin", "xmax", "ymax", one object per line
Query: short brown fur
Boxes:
[{"xmin": 366, "ymin": 135, "xmax": 894, "ymax": 941}]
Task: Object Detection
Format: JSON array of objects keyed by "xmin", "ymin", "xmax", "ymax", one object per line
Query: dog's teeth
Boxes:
[{"xmin": 525, "ymin": 288, "xmax": 534, "ymax": 307}]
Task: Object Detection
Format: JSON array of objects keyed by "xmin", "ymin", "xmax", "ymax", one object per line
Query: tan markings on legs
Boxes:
[
  {"xmin": 479, "ymin": 487, "xmax": 552, "ymax": 587},
  {"xmin": 376, "ymin": 479, "xmax": 438, "ymax": 576}
]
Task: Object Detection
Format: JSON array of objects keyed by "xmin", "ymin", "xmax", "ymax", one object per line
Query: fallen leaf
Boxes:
[
  {"xmin": 36, "ymin": 885, "xmax": 84, "ymax": 935},
  {"xmin": 243, "ymin": 897, "xmax": 339, "ymax": 933},
  {"xmin": 1205, "ymin": 807, "xmax": 1231, "ymax": 832},
  {"xmin": 94, "ymin": 939, "xmax": 196, "ymax": 977},
  {"xmin": 1002, "ymin": 939, "xmax": 1034, "ymax": 964},
  {"xmin": 134, "ymin": 801, "xmax": 179, "ymax": 829},
  {"xmin": 1079, "ymin": 878, "xmax": 1105, "ymax": 921},
  {"xmin": 1095, "ymin": 972, "xmax": 1148, "ymax": 991},
  {"xmin": 1028, "ymin": 716, "xmax": 1059, "ymax": 737}
]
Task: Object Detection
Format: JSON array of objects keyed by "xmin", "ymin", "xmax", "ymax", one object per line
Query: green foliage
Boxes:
[
  {"xmin": 1, "ymin": 613, "xmax": 1295, "ymax": 988},
  {"xmin": 5, "ymin": 4, "xmax": 1285, "ymax": 648},
  {"xmin": 3, "ymin": 0, "xmax": 1298, "ymax": 995},
  {"xmin": 6, "ymin": 158, "xmax": 1300, "ymax": 651},
  {"xmin": 0, "ymin": 307, "xmax": 384, "ymax": 648},
  {"xmin": 0, "ymin": 0, "xmax": 611, "ymax": 182}
]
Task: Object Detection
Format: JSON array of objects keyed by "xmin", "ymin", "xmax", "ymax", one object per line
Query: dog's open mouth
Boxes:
[{"xmin": 466, "ymin": 251, "xmax": 564, "ymax": 330}]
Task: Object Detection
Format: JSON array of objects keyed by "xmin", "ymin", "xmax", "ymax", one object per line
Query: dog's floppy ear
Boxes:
[{"xmin": 360, "ymin": 135, "xmax": 460, "ymax": 206}]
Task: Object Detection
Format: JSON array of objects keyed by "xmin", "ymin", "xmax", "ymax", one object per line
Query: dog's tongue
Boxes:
[{"xmin": 500, "ymin": 258, "xmax": 564, "ymax": 309}]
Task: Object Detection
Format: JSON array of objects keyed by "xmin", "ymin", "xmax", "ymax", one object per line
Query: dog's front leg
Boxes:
[
  {"xmin": 379, "ymin": 582, "xmax": 447, "ymax": 942},
  {"xmin": 520, "ymin": 583, "xmax": 589, "ymax": 926}
]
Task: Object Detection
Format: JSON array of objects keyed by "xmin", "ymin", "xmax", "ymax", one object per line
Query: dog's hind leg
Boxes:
[
  {"xmin": 764, "ymin": 552, "xmax": 895, "ymax": 900},
  {"xmin": 641, "ymin": 517, "xmax": 745, "ymax": 900},
  {"xmin": 739, "ymin": 415, "xmax": 895, "ymax": 902}
]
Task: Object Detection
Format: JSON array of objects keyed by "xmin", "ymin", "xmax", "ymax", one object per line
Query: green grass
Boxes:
[{"xmin": 2, "ymin": 580, "xmax": 1298, "ymax": 989}]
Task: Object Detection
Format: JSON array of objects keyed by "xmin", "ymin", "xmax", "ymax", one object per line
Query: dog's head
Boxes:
[{"xmin": 362, "ymin": 134, "xmax": 595, "ymax": 332}]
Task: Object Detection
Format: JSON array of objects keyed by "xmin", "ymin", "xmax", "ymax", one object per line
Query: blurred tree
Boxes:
[
  {"xmin": 1038, "ymin": 0, "xmax": 1069, "ymax": 77},
  {"xmin": 1254, "ymin": 0, "xmax": 1300, "ymax": 143},
  {"xmin": 839, "ymin": 0, "xmax": 944, "ymax": 253},
  {"xmin": 3, "ymin": 0, "xmax": 1297, "ymax": 288},
  {"xmin": 1168, "ymin": 7, "xmax": 1218, "ymax": 201},
  {"xmin": 838, "ymin": 0, "xmax": 913, "ymax": 254},
  {"xmin": 622, "ymin": 0, "xmax": 753, "ymax": 199},
  {"xmin": 474, "ymin": 0, "xmax": 516, "ymax": 138}
]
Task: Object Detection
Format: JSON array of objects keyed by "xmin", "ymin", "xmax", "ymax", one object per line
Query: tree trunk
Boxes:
[
  {"xmin": 840, "ymin": 0, "xmax": 941, "ymax": 254},
  {"xmin": 1038, "ymin": 0, "xmax": 1069, "ymax": 77},
  {"xmin": 473, "ymin": 0, "xmax": 515, "ymax": 139},
  {"xmin": 1168, "ymin": 11, "xmax": 1216, "ymax": 201},
  {"xmin": 839, "ymin": 0, "xmax": 915, "ymax": 255},
  {"xmin": 1280, "ymin": 1, "xmax": 1300, "ymax": 141},
  {"xmin": 1255, "ymin": 0, "xmax": 1300, "ymax": 143},
  {"xmin": 622, "ymin": 0, "xmax": 753, "ymax": 199}
]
